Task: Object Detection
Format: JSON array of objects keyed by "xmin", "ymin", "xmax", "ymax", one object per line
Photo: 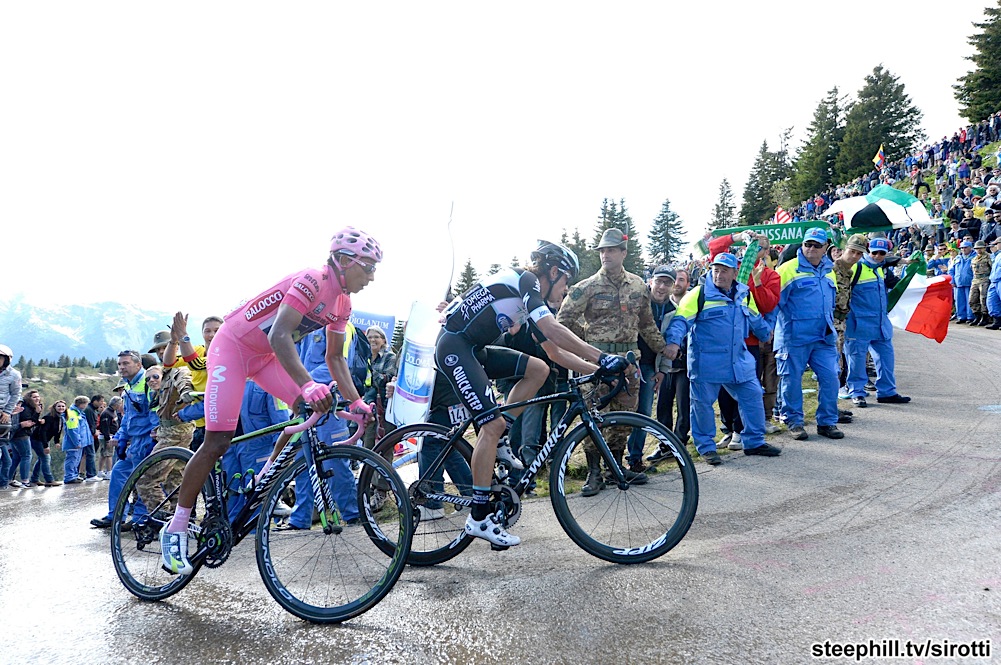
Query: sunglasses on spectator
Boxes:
[
  {"xmin": 347, "ymin": 257, "xmax": 377, "ymax": 274},
  {"xmin": 803, "ymin": 241, "xmax": 824, "ymax": 249},
  {"xmin": 871, "ymin": 251, "xmax": 887, "ymax": 256},
  {"xmin": 118, "ymin": 350, "xmax": 141, "ymax": 360},
  {"xmin": 147, "ymin": 374, "xmax": 162, "ymax": 381}
]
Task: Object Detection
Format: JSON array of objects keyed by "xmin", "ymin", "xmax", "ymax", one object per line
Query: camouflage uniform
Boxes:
[
  {"xmin": 556, "ymin": 266, "xmax": 666, "ymax": 454},
  {"xmin": 970, "ymin": 249, "xmax": 993, "ymax": 315},
  {"xmin": 136, "ymin": 366, "xmax": 194, "ymax": 512},
  {"xmin": 832, "ymin": 258, "xmax": 855, "ymax": 367}
]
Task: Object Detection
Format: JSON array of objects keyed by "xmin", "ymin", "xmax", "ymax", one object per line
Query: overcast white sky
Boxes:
[{"xmin": 1, "ymin": 1, "xmax": 991, "ymax": 321}]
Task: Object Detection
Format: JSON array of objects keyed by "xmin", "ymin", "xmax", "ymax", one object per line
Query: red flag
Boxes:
[{"xmin": 774, "ymin": 207, "xmax": 792, "ymax": 224}]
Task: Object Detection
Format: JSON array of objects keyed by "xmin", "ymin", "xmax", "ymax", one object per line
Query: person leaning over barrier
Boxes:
[{"xmin": 663, "ymin": 253, "xmax": 780, "ymax": 465}]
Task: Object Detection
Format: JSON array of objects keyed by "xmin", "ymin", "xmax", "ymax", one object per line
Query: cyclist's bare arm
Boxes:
[
  {"xmin": 539, "ymin": 339, "xmax": 598, "ymax": 375},
  {"xmin": 323, "ymin": 330, "xmax": 363, "ymax": 404},
  {"xmin": 535, "ymin": 317, "xmax": 602, "ymax": 367},
  {"xmin": 268, "ymin": 302, "xmax": 333, "ymax": 413}
]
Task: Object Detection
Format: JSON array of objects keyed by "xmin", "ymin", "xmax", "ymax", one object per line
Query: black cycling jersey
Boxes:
[
  {"xmin": 436, "ymin": 268, "xmax": 553, "ymax": 428},
  {"xmin": 441, "ymin": 268, "xmax": 552, "ymax": 346}
]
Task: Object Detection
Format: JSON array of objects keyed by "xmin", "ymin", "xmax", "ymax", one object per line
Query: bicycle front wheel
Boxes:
[
  {"xmin": 550, "ymin": 412, "xmax": 698, "ymax": 564},
  {"xmin": 360, "ymin": 423, "xmax": 476, "ymax": 567},
  {"xmin": 111, "ymin": 446, "xmax": 214, "ymax": 600},
  {"xmin": 255, "ymin": 444, "xmax": 413, "ymax": 623}
]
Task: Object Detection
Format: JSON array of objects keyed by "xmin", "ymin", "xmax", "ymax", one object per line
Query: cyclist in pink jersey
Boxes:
[{"xmin": 160, "ymin": 227, "xmax": 382, "ymax": 575}]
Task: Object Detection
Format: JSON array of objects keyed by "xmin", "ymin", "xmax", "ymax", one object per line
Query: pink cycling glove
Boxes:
[
  {"xmin": 349, "ymin": 398, "xmax": 373, "ymax": 416},
  {"xmin": 301, "ymin": 381, "xmax": 332, "ymax": 404}
]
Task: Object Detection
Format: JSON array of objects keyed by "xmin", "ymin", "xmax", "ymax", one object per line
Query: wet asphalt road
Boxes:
[{"xmin": 2, "ymin": 329, "xmax": 1000, "ymax": 665}]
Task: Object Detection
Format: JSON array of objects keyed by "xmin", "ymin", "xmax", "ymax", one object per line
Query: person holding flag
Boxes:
[{"xmin": 873, "ymin": 144, "xmax": 886, "ymax": 170}]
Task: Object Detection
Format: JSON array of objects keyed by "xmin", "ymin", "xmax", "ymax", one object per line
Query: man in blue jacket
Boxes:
[
  {"xmin": 986, "ymin": 238, "xmax": 1001, "ymax": 329},
  {"xmin": 844, "ymin": 237, "xmax": 911, "ymax": 408},
  {"xmin": 774, "ymin": 227, "xmax": 844, "ymax": 441},
  {"xmin": 949, "ymin": 241, "xmax": 975, "ymax": 323},
  {"xmin": 663, "ymin": 253, "xmax": 780, "ymax": 465},
  {"xmin": 63, "ymin": 397, "xmax": 91, "ymax": 484},
  {"xmin": 90, "ymin": 350, "xmax": 157, "ymax": 528}
]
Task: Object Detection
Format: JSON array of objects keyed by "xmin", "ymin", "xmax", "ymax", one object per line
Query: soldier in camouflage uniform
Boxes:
[
  {"xmin": 556, "ymin": 228, "xmax": 666, "ymax": 496},
  {"xmin": 136, "ymin": 330, "xmax": 195, "ymax": 513},
  {"xmin": 833, "ymin": 235, "xmax": 868, "ymax": 387},
  {"xmin": 970, "ymin": 240, "xmax": 994, "ymax": 325}
]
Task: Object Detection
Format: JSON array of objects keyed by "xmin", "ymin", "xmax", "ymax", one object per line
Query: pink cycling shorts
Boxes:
[{"xmin": 203, "ymin": 324, "xmax": 302, "ymax": 432}]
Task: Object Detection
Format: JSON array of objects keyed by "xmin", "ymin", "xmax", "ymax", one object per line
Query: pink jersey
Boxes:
[{"xmin": 223, "ymin": 264, "xmax": 352, "ymax": 353}]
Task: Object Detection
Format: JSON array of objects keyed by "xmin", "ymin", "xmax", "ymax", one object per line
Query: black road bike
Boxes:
[
  {"xmin": 358, "ymin": 359, "xmax": 699, "ymax": 566},
  {"xmin": 110, "ymin": 399, "xmax": 413, "ymax": 623}
]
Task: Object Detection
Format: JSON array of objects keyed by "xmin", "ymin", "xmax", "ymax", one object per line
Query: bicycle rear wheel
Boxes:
[
  {"xmin": 255, "ymin": 444, "xmax": 412, "ymax": 623},
  {"xmin": 110, "ymin": 446, "xmax": 214, "ymax": 600},
  {"xmin": 360, "ymin": 423, "xmax": 476, "ymax": 566},
  {"xmin": 550, "ymin": 412, "xmax": 698, "ymax": 564}
]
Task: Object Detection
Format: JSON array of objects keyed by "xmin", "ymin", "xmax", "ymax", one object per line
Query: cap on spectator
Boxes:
[
  {"xmin": 961, "ymin": 240, "xmax": 974, "ymax": 248},
  {"xmin": 711, "ymin": 253, "xmax": 739, "ymax": 269},
  {"xmin": 869, "ymin": 238, "xmax": 892, "ymax": 254},
  {"xmin": 112, "ymin": 379, "xmax": 127, "ymax": 393},
  {"xmin": 985, "ymin": 209, "xmax": 996, "ymax": 216},
  {"xmin": 596, "ymin": 228, "xmax": 627, "ymax": 249},
  {"xmin": 803, "ymin": 227, "xmax": 829, "ymax": 244},
  {"xmin": 148, "ymin": 330, "xmax": 171, "ymax": 353},
  {"xmin": 991, "ymin": 237, "xmax": 1001, "ymax": 246},
  {"xmin": 651, "ymin": 265, "xmax": 676, "ymax": 282},
  {"xmin": 974, "ymin": 240, "xmax": 987, "ymax": 249},
  {"xmin": 846, "ymin": 234, "xmax": 868, "ymax": 253}
]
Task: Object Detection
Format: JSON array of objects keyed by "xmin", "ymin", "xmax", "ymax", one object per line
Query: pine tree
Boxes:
[
  {"xmin": 591, "ymin": 198, "xmax": 644, "ymax": 275},
  {"xmin": 710, "ymin": 178, "xmax": 737, "ymax": 230},
  {"xmin": 487, "ymin": 263, "xmax": 502, "ymax": 275},
  {"xmin": 453, "ymin": 258, "xmax": 479, "ymax": 296},
  {"xmin": 103, "ymin": 358, "xmax": 117, "ymax": 374},
  {"xmin": 390, "ymin": 321, "xmax": 406, "ymax": 354},
  {"xmin": 835, "ymin": 65, "xmax": 925, "ymax": 182},
  {"xmin": 740, "ymin": 134, "xmax": 795, "ymax": 226},
  {"xmin": 954, "ymin": 3, "xmax": 1001, "ymax": 123},
  {"xmin": 78, "ymin": 356, "xmax": 90, "ymax": 369},
  {"xmin": 15, "ymin": 355, "xmax": 26, "ymax": 371},
  {"xmin": 61, "ymin": 368, "xmax": 70, "ymax": 385},
  {"xmin": 70, "ymin": 367, "xmax": 78, "ymax": 379},
  {"xmin": 648, "ymin": 198, "xmax": 686, "ymax": 265},
  {"xmin": 58, "ymin": 354, "xmax": 70, "ymax": 368},
  {"xmin": 38, "ymin": 358, "xmax": 48, "ymax": 368},
  {"xmin": 564, "ymin": 227, "xmax": 597, "ymax": 283},
  {"xmin": 792, "ymin": 87, "xmax": 848, "ymax": 202},
  {"xmin": 25, "ymin": 360, "xmax": 35, "ymax": 378}
]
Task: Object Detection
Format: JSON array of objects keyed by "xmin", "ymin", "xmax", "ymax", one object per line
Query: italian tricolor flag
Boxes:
[{"xmin": 886, "ymin": 254, "xmax": 954, "ymax": 343}]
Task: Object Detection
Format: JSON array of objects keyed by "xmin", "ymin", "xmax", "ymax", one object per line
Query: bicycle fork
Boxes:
[
  {"xmin": 584, "ymin": 415, "xmax": 630, "ymax": 490},
  {"xmin": 304, "ymin": 433, "xmax": 342, "ymax": 535}
]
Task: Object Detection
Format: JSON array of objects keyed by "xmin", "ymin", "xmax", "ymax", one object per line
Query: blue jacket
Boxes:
[
  {"xmin": 990, "ymin": 252, "xmax": 1001, "ymax": 284},
  {"xmin": 114, "ymin": 369, "xmax": 157, "ymax": 444},
  {"xmin": 949, "ymin": 252, "xmax": 974, "ymax": 287},
  {"xmin": 240, "ymin": 380, "xmax": 290, "ymax": 447},
  {"xmin": 847, "ymin": 257, "xmax": 893, "ymax": 341},
  {"xmin": 665, "ymin": 280, "xmax": 770, "ymax": 384},
  {"xmin": 927, "ymin": 257, "xmax": 950, "ymax": 276},
  {"xmin": 64, "ymin": 405, "xmax": 90, "ymax": 450},
  {"xmin": 774, "ymin": 250, "xmax": 838, "ymax": 349}
]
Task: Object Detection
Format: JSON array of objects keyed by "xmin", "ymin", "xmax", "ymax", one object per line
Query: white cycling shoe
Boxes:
[
  {"xmin": 159, "ymin": 526, "xmax": 194, "ymax": 576},
  {"xmin": 464, "ymin": 512, "xmax": 521, "ymax": 547},
  {"xmin": 496, "ymin": 437, "xmax": 524, "ymax": 471}
]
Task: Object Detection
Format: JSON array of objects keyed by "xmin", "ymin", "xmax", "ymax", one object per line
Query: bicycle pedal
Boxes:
[{"xmin": 490, "ymin": 544, "xmax": 510, "ymax": 552}]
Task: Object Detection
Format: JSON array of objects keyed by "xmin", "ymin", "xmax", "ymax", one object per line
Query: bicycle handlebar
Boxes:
[
  {"xmin": 571, "ymin": 350, "xmax": 637, "ymax": 410},
  {"xmin": 283, "ymin": 381, "xmax": 370, "ymax": 444}
]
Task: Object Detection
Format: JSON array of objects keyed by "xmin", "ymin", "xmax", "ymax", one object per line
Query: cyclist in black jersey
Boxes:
[{"xmin": 436, "ymin": 240, "xmax": 631, "ymax": 546}]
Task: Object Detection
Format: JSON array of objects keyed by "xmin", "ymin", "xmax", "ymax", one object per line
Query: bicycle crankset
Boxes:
[
  {"xmin": 490, "ymin": 483, "xmax": 522, "ymax": 527},
  {"xmin": 200, "ymin": 516, "xmax": 234, "ymax": 569}
]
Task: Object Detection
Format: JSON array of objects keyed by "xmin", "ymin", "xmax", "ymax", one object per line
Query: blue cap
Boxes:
[
  {"xmin": 869, "ymin": 238, "xmax": 892, "ymax": 253},
  {"xmin": 961, "ymin": 240, "xmax": 974, "ymax": 248},
  {"xmin": 803, "ymin": 227, "xmax": 828, "ymax": 244},
  {"xmin": 711, "ymin": 252, "xmax": 739, "ymax": 269}
]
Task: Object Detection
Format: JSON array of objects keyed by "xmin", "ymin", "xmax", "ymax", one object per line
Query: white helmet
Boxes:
[{"xmin": 0, "ymin": 344, "xmax": 12, "ymax": 360}]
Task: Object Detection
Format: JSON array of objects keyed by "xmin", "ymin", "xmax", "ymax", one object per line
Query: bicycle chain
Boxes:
[{"xmin": 200, "ymin": 516, "xmax": 234, "ymax": 569}]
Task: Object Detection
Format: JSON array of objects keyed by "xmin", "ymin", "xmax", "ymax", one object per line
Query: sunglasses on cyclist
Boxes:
[{"xmin": 347, "ymin": 256, "xmax": 377, "ymax": 274}]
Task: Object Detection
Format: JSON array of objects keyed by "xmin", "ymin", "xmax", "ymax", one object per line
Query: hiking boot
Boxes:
[
  {"xmin": 852, "ymin": 396, "xmax": 867, "ymax": 408},
  {"xmin": 727, "ymin": 433, "xmax": 743, "ymax": 451},
  {"xmin": 496, "ymin": 436, "xmax": 524, "ymax": 471},
  {"xmin": 159, "ymin": 527, "xmax": 194, "ymax": 576},
  {"xmin": 837, "ymin": 412, "xmax": 853, "ymax": 424},
  {"xmin": 817, "ymin": 425, "xmax": 845, "ymax": 439},
  {"xmin": 876, "ymin": 394, "xmax": 911, "ymax": 404},
  {"xmin": 628, "ymin": 460, "xmax": 647, "ymax": 474},
  {"xmin": 978, "ymin": 315, "xmax": 992, "ymax": 326},
  {"xmin": 701, "ymin": 450, "xmax": 722, "ymax": 465},
  {"xmin": 581, "ymin": 451, "xmax": 605, "ymax": 497},
  {"xmin": 988, "ymin": 318, "xmax": 1001, "ymax": 330},
  {"xmin": 603, "ymin": 451, "xmax": 648, "ymax": 485},
  {"xmin": 789, "ymin": 425, "xmax": 808, "ymax": 440},
  {"xmin": 464, "ymin": 511, "xmax": 520, "ymax": 547}
]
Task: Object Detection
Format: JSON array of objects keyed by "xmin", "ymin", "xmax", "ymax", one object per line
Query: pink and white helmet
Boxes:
[{"xmin": 330, "ymin": 227, "xmax": 383, "ymax": 263}]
